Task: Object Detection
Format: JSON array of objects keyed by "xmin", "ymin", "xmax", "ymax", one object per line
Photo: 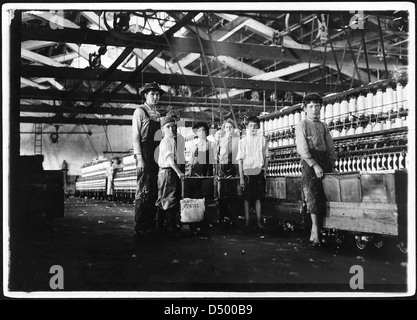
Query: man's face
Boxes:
[
  {"xmin": 305, "ymin": 101, "xmax": 322, "ymax": 120},
  {"xmin": 145, "ymin": 90, "xmax": 160, "ymax": 106},
  {"xmin": 247, "ymin": 122, "xmax": 259, "ymax": 136}
]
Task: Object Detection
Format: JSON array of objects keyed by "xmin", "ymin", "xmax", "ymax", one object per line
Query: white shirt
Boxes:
[
  {"xmin": 158, "ymin": 136, "xmax": 176, "ymax": 168},
  {"xmin": 236, "ymin": 135, "xmax": 269, "ymax": 175}
]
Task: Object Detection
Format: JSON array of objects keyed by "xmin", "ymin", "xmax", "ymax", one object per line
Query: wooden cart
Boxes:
[{"xmin": 322, "ymin": 170, "xmax": 408, "ymax": 251}]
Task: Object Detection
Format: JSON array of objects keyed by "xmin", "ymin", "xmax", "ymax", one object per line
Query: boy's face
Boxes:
[
  {"xmin": 196, "ymin": 127, "xmax": 207, "ymax": 139},
  {"xmin": 247, "ymin": 122, "xmax": 259, "ymax": 136},
  {"xmin": 305, "ymin": 101, "xmax": 322, "ymax": 120},
  {"xmin": 215, "ymin": 130, "xmax": 225, "ymax": 141},
  {"xmin": 162, "ymin": 122, "xmax": 176, "ymax": 138}
]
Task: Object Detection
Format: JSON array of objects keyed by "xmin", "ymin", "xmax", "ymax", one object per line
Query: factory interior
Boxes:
[{"xmin": 2, "ymin": 4, "xmax": 415, "ymax": 300}]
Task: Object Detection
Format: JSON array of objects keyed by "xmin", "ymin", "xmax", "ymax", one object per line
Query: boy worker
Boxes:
[
  {"xmin": 155, "ymin": 116, "xmax": 186, "ymax": 236},
  {"xmin": 237, "ymin": 116, "xmax": 269, "ymax": 230},
  {"xmin": 295, "ymin": 93, "xmax": 336, "ymax": 246}
]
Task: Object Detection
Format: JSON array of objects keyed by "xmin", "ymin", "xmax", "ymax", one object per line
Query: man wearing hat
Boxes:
[
  {"xmin": 155, "ymin": 116, "xmax": 186, "ymax": 236},
  {"xmin": 132, "ymin": 82, "xmax": 165, "ymax": 236}
]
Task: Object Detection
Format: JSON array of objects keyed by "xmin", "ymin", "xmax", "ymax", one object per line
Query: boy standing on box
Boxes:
[
  {"xmin": 295, "ymin": 93, "xmax": 336, "ymax": 246},
  {"xmin": 237, "ymin": 116, "xmax": 269, "ymax": 230},
  {"xmin": 155, "ymin": 116, "xmax": 186, "ymax": 236}
]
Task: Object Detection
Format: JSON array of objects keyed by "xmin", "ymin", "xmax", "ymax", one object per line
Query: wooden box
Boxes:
[
  {"xmin": 322, "ymin": 170, "xmax": 408, "ymax": 236},
  {"xmin": 216, "ymin": 177, "xmax": 242, "ymax": 198},
  {"xmin": 182, "ymin": 177, "xmax": 215, "ymax": 199},
  {"xmin": 322, "ymin": 172, "xmax": 361, "ymax": 202}
]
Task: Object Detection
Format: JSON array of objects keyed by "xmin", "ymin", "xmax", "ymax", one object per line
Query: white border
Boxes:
[{"xmin": 2, "ymin": 2, "xmax": 416, "ymax": 299}]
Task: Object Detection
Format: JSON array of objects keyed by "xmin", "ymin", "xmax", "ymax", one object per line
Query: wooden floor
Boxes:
[{"xmin": 6, "ymin": 197, "xmax": 410, "ymax": 298}]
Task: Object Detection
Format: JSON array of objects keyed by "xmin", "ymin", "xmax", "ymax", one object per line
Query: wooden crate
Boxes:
[
  {"xmin": 263, "ymin": 198, "xmax": 307, "ymax": 226},
  {"xmin": 182, "ymin": 177, "xmax": 215, "ymax": 199},
  {"xmin": 322, "ymin": 170, "xmax": 408, "ymax": 237},
  {"xmin": 322, "ymin": 172, "xmax": 361, "ymax": 202},
  {"xmin": 323, "ymin": 202, "xmax": 399, "ymax": 236},
  {"xmin": 216, "ymin": 177, "xmax": 242, "ymax": 198}
]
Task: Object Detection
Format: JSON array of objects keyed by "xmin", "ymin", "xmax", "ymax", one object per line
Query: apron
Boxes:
[
  {"xmin": 134, "ymin": 107, "xmax": 161, "ymax": 233},
  {"xmin": 191, "ymin": 145, "xmax": 213, "ymax": 177}
]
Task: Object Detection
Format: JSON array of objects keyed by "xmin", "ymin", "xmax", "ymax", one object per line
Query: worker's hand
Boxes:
[
  {"xmin": 313, "ymin": 163, "xmax": 324, "ymax": 179},
  {"xmin": 240, "ymin": 177, "xmax": 245, "ymax": 188},
  {"xmin": 178, "ymin": 172, "xmax": 186, "ymax": 180},
  {"xmin": 136, "ymin": 155, "xmax": 144, "ymax": 174}
]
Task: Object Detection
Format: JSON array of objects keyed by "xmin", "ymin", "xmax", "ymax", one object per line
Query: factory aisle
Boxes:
[{"xmin": 8, "ymin": 197, "xmax": 408, "ymax": 296}]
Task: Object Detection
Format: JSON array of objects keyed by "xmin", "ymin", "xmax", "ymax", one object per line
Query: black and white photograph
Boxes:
[{"xmin": 2, "ymin": 1, "xmax": 415, "ymax": 302}]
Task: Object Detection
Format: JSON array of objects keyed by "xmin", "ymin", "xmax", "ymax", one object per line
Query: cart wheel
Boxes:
[
  {"xmin": 373, "ymin": 238, "xmax": 384, "ymax": 249},
  {"xmin": 397, "ymin": 241, "xmax": 408, "ymax": 254},
  {"xmin": 335, "ymin": 231, "xmax": 345, "ymax": 245},
  {"xmin": 355, "ymin": 235, "xmax": 367, "ymax": 250}
]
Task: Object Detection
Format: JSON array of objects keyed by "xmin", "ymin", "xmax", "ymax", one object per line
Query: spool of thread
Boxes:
[
  {"xmin": 403, "ymin": 84, "xmax": 408, "ymax": 110},
  {"xmin": 340, "ymin": 100, "xmax": 349, "ymax": 121},
  {"xmin": 273, "ymin": 140, "xmax": 278, "ymax": 148},
  {"xmin": 332, "ymin": 129, "xmax": 340, "ymax": 138},
  {"xmin": 366, "ymin": 92, "xmax": 374, "ymax": 115},
  {"xmin": 320, "ymin": 107, "xmax": 325, "ymax": 121},
  {"xmin": 392, "ymin": 90, "xmax": 398, "ymax": 112},
  {"xmin": 375, "ymin": 89, "xmax": 383, "ymax": 114},
  {"xmin": 340, "ymin": 127, "xmax": 347, "ymax": 136},
  {"xmin": 357, "ymin": 95, "xmax": 366, "ymax": 115},
  {"xmin": 283, "ymin": 114, "xmax": 289, "ymax": 131},
  {"xmin": 396, "ymin": 83, "xmax": 403, "ymax": 109},
  {"xmin": 384, "ymin": 86, "xmax": 394, "ymax": 112},
  {"xmin": 364, "ymin": 123, "xmax": 373, "ymax": 133},
  {"xmin": 268, "ymin": 119, "xmax": 273, "ymax": 133},
  {"xmin": 325, "ymin": 104, "xmax": 333, "ymax": 124},
  {"xmin": 288, "ymin": 113, "xmax": 295, "ymax": 127},
  {"xmin": 355, "ymin": 125, "xmax": 364, "ymax": 135},
  {"xmin": 383, "ymin": 120, "xmax": 392, "ymax": 130},
  {"xmin": 394, "ymin": 117, "xmax": 403, "ymax": 128},
  {"xmin": 373, "ymin": 122, "xmax": 383, "ymax": 132},
  {"xmin": 347, "ymin": 126, "xmax": 355, "ymax": 136},
  {"xmin": 349, "ymin": 97, "xmax": 357, "ymax": 118},
  {"xmin": 294, "ymin": 112, "xmax": 301, "ymax": 126},
  {"xmin": 277, "ymin": 117, "xmax": 283, "ymax": 133},
  {"xmin": 333, "ymin": 102, "xmax": 340, "ymax": 122},
  {"xmin": 273, "ymin": 117, "xmax": 279, "ymax": 132}
]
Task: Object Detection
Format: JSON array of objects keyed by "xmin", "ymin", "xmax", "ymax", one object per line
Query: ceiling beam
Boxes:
[
  {"xmin": 22, "ymin": 24, "xmax": 402, "ymax": 70},
  {"xmin": 21, "ymin": 25, "xmax": 299, "ymax": 62},
  {"xmin": 20, "ymin": 104, "xmax": 230, "ymax": 121},
  {"xmin": 21, "ymin": 87, "xmax": 282, "ymax": 108},
  {"xmin": 20, "ymin": 103, "xmax": 135, "ymax": 116},
  {"xmin": 21, "ymin": 48, "xmax": 68, "ymax": 67},
  {"xmin": 20, "ymin": 116, "xmax": 131, "ymax": 126},
  {"xmin": 21, "ymin": 65, "xmax": 351, "ymax": 92}
]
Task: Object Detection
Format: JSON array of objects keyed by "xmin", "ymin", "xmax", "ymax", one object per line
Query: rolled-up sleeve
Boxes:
[
  {"xmin": 295, "ymin": 123, "xmax": 316, "ymax": 167},
  {"xmin": 132, "ymin": 108, "xmax": 144, "ymax": 155},
  {"xmin": 236, "ymin": 137, "xmax": 246, "ymax": 162}
]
